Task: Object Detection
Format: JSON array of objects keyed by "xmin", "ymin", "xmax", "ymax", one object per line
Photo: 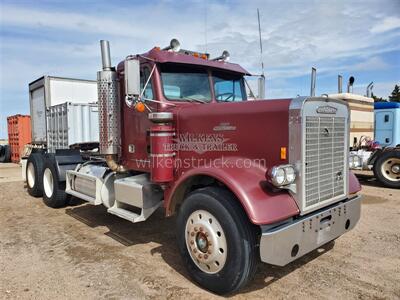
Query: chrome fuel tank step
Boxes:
[
  {"xmin": 66, "ymin": 165, "xmax": 163, "ymax": 223},
  {"xmin": 108, "ymin": 174, "xmax": 163, "ymax": 223}
]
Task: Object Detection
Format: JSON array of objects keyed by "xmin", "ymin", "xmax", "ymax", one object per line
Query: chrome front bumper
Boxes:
[{"xmin": 259, "ymin": 195, "xmax": 362, "ymax": 266}]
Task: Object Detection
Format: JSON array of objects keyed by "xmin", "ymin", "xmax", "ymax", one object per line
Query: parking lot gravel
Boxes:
[{"xmin": 1, "ymin": 163, "xmax": 399, "ymax": 299}]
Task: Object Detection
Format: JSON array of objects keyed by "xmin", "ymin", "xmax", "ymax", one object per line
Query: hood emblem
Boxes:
[
  {"xmin": 317, "ymin": 105, "xmax": 337, "ymax": 114},
  {"xmin": 213, "ymin": 122, "xmax": 236, "ymax": 131}
]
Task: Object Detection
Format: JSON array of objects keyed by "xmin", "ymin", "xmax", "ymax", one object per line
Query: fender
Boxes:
[
  {"xmin": 349, "ymin": 171, "xmax": 362, "ymax": 194},
  {"xmin": 165, "ymin": 157, "xmax": 300, "ymax": 225},
  {"xmin": 47, "ymin": 149, "xmax": 83, "ymax": 181}
]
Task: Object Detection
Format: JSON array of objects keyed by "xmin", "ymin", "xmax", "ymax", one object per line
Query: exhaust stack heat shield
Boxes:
[{"xmin": 98, "ymin": 40, "xmax": 120, "ymax": 155}]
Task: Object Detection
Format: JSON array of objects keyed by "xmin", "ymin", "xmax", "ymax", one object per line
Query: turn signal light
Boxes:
[
  {"xmin": 280, "ymin": 147, "xmax": 287, "ymax": 160},
  {"xmin": 135, "ymin": 102, "xmax": 146, "ymax": 112}
]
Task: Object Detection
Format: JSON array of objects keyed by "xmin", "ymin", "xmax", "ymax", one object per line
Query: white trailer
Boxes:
[
  {"xmin": 29, "ymin": 76, "xmax": 98, "ymax": 144},
  {"xmin": 24, "ymin": 76, "xmax": 100, "ymax": 191}
]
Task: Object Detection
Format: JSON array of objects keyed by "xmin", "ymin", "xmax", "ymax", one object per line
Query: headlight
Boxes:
[
  {"xmin": 267, "ymin": 164, "xmax": 296, "ymax": 187},
  {"xmin": 285, "ymin": 166, "xmax": 296, "ymax": 183},
  {"xmin": 274, "ymin": 168, "xmax": 286, "ymax": 185}
]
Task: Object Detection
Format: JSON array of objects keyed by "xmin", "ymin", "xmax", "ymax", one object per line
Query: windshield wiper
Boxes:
[{"xmin": 184, "ymin": 96, "xmax": 207, "ymax": 104}]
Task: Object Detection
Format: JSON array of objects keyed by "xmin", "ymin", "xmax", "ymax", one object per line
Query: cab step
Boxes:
[{"xmin": 109, "ymin": 174, "xmax": 163, "ymax": 223}]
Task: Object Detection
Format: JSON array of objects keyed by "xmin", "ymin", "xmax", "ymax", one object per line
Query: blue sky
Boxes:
[{"xmin": 0, "ymin": 0, "xmax": 399, "ymax": 139}]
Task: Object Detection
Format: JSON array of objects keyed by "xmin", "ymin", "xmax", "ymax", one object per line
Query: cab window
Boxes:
[
  {"xmin": 213, "ymin": 71, "xmax": 246, "ymax": 102},
  {"xmin": 140, "ymin": 68, "xmax": 154, "ymax": 99}
]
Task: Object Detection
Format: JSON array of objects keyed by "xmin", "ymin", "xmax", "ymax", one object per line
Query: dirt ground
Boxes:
[{"xmin": 0, "ymin": 163, "xmax": 399, "ymax": 300}]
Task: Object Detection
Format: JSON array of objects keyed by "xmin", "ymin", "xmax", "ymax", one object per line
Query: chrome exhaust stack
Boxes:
[
  {"xmin": 310, "ymin": 67, "xmax": 316, "ymax": 97},
  {"xmin": 366, "ymin": 82, "xmax": 374, "ymax": 97},
  {"xmin": 100, "ymin": 40, "xmax": 112, "ymax": 71},
  {"xmin": 338, "ymin": 75, "xmax": 343, "ymax": 93},
  {"xmin": 257, "ymin": 75, "xmax": 265, "ymax": 99},
  {"xmin": 98, "ymin": 40, "xmax": 126, "ymax": 172}
]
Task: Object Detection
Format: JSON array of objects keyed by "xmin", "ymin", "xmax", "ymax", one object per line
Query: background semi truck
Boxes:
[
  {"xmin": 329, "ymin": 88, "xmax": 399, "ymax": 188},
  {"xmin": 24, "ymin": 39, "xmax": 362, "ymax": 294}
]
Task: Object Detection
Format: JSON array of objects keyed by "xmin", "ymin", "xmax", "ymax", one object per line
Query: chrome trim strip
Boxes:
[
  {"xmin": 149, "ymin": 153, "xmax": 175, "ymax": 158},
  {"xmin": 149, "ymin": 132, "xmax": 175, "ymax": 137},
  {"xmin": 148, "ymin": 112, "xmax": 174, "ymax": 122}
]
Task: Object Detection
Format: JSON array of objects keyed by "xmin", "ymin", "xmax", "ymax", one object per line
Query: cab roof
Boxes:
[{"xmin": 137, "ymin": 47, "xmax": 251, "ymax": 75}]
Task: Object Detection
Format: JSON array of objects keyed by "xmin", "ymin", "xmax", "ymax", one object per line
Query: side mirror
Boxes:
[{"xmin": 124, "ymin": 59, "xmax": 140, "ymax": 96}]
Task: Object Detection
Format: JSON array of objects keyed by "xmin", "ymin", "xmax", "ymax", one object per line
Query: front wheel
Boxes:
[
  {"xmin": 373, "ymin": 150, "xmax": 400, "ymax": 188},
  {"xmin": 176, "ymin": 187, "xmax": 258, "ymax": 295}
]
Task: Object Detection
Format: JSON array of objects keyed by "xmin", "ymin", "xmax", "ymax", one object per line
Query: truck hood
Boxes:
[{"xmin": 173, "ymin": 99, "xmax": 292, "ymax": 174}]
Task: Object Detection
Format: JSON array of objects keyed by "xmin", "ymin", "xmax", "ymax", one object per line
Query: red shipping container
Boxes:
[{"xmin": 7, "ymin": 115, "xmax": 32, "ymax": 163}]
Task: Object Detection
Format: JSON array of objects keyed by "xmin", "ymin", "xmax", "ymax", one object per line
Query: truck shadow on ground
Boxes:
[
  {"xmin": 353, "ymin": 172, "xmax": 397, "ymax": 189},
  {"xmin": 65, "ymin": 202, "xmax": 335, "ymax": 295},
  {"xmin": 354, "ymin": 174, "xmax": 382, "ymax": 187}
]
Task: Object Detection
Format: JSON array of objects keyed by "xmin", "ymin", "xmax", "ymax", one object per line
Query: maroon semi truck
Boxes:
[{"xmin": 25, "ymin": 39, "xmax": 362, "ymax": 294}]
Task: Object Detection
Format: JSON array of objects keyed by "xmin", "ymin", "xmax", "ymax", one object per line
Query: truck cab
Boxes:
[
  {"xmin": 116, "ymin": 46, "xmax": 250, "ymax": 172},
  {"xmin": 32, "ymin": 39, "xmax": 363, "ymax": 294}
]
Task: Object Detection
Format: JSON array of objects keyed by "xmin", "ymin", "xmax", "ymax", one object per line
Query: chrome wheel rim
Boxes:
[
  {"xmin": 381, "ymin": 158, "xmax": 400, "ymax": 182},
  {"xmin": 27, "ymin": 162, "xmax": 35, "ymax": 188},
  {"xmin": 185, "ymin": 210, "xmax": 227, "ymax": 274},
  {"xmin": 43, "ymin": 168, "xmax": 54, "ymax": 198}
]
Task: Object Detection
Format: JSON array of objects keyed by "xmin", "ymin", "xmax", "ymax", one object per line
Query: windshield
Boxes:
[
  {"xmin": 213, "ymin": 71, "xmax": 246, "ymax": 102},
  {"xmin": 160, "ymin": 64, "xmax": 246, "ymax": 102},
  {"xmin": 160, "ymin": 64, "xmax": 211, "ymax": 102}
]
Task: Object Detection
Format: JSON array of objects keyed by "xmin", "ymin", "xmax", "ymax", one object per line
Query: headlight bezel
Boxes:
[{"xmin": 267, "ymin": 164, "xmax": 297, "ymax": 187}]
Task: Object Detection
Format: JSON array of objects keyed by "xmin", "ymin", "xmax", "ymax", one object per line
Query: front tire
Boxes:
[
  {"xmin": 42, "ymin": 156, "xmax": 69, "ymax": 208},
  {"xmin": 373, "ymin": 150, "xmax": 400, "ymax": 188},
  {"xmin": 176, "ymin": 187, "xmax": 258, "ymax": 295}
]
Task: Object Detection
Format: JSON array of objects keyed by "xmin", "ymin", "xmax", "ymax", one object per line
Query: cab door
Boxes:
[
  {"xmin": 121, "ymin": 64, "xmax": 156, "ymax": 171},
  {"xmin": 375, "ymin": 111, "xmax": 394, "ymax": 147}
]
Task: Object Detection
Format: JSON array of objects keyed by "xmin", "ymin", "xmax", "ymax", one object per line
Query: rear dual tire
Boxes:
[
  {"xmin": 42, "ymin": 156, "xmax": 69, "ymax": 208},
  {"xmin": 176, "ymin": 187, "xmax": 259, "ymax": 295},
  {"xmin": 26, "ymin": 153, "xmax": 44, "ymax": 197}
]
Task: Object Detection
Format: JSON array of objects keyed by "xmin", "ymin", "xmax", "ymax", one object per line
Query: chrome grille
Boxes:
[{"xmin": 304, "ymin": 116, "xmax": 346, "ymax": 207}]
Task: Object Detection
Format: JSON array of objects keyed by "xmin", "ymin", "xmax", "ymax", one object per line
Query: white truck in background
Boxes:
[{"xmin": 329, "ymin": 77, "xmax": 399, "ymax": 188}]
